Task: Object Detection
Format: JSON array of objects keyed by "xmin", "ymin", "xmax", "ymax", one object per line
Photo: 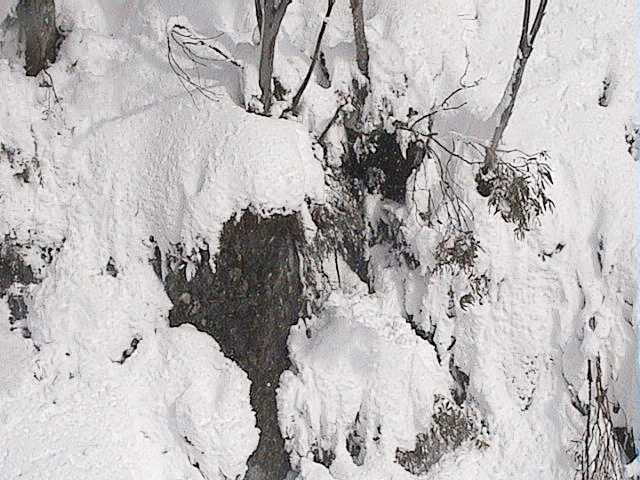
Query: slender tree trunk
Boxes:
[
  {"xmin": 485, "ymin": 54, "xmax": 528, "ymax": 169},
  {"xmin": 485, "ymin": 0, "xmax": 548, "ymax": 169},
  {"xmin": 255, "ymin": 0, "xmax": 263, "ymax": 36},
  {"xmin": 345, "ymin": 0, "xmax": 370, "ymax": 132},
  {"xmin": 16, "ymin": 0, "xmax": 59, "ymax": 77},
  {"xmin": 259, "ymin": 26, "xmax": 278, "ymax": 114},
  {"xmin": 349, "ymin": 0, "xmax": 369, "ymax": 80},
  {"xmin": 258, "ymin": 0, "xmax": 292, "ymax": 114}
]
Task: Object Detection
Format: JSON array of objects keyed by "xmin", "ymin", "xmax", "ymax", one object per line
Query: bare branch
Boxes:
[
  {"xmin": 166, "ymin": 24, "xmax": 242, "ymax": 104},
  {"xmin": 318, "ymin": 100, "xmax": 346, "ymax": 143},
  {"xmin": 529, "ymin": 0, "xmax": 549, "ymax": 46},
  {"xmin": 574, "ymin": 356, "xmax": 626, "ymax": 480},
  {"xmin": 520, "ymin": 0, "xmax": 532, "ymax": 51},
  {"xmin": 289, "ymin": 0, "xmax": 336, "ymax": 113},
  {"xmin": 410, "ymin": 51, "xmax": 481, "ymax": 130}
]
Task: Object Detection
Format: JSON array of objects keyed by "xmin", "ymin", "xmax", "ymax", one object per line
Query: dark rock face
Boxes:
[
  {"xmin": 166, "ymin": 211, "xmax": 305, "ymax": 480},
  {"xmin": 17, "ymin": 0, "xmax": 60, "ymax": 77},
  {"xmin": 0, "ymin": 239, "xmax": 37, "ymax": 294},
  {"xmin": 0, "ymin": 237, "xmax": 39, "ymax": 338}
]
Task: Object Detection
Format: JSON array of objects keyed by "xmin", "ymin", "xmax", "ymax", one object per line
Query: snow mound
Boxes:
[
  {"xmin": 279, "ymin": 292, "xmax": 450, "ymax": 478},
  {"xmin": 73, "ymin": 98, "xmax": 325, "ymax": 257}
]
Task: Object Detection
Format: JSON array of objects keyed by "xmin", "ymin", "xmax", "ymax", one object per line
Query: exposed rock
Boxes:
[
  {"xmin": 16, "ymin": 0, "xmax": 60, "ymax": 77},
  {"xmin": 166, "ymin": 211, "xmax": 305, "ymax": 480}
]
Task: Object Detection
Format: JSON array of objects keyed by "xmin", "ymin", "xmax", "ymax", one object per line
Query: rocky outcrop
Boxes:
[{"xmin": 166, "ymin": 211, "xmax": 305, "ymax": 480}]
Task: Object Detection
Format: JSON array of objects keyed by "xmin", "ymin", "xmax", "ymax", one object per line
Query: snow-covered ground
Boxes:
[{"xmin": 0, "ymin": 0, "xmax": 637, "ymax": 479}]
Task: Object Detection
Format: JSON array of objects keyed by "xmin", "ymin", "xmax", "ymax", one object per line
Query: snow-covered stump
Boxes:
[{"xmin": 167, "ymin": 211, "xmax": 305, "ymax": 480}]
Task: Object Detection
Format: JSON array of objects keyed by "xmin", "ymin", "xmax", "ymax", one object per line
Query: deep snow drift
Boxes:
[{"xmin": 0, "ymin": 0, "xmax": 637, "ymax": 479}]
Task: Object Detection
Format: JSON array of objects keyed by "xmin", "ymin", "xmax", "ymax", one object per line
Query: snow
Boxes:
[
  {"xmin": 280, "ymin": 292, "xmax": 449, "ymax": 475},
  {"xmin": 279, "ymin": 0, "xmax": 638, "ymax": 479},
  {"xmin": 0, "ymin": 0, "xmax": 322, "ymax": 478},
  {"xmin": 0, "ymin": 0, "xmax": 637, "ymax": 479}
]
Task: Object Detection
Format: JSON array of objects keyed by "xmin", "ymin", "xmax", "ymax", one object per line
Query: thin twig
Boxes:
[{"xmin": 318, "ymin": 101, "xmax": 347, "ymax": 143}]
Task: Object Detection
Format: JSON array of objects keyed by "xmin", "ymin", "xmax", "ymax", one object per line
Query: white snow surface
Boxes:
[{"xmin": 0, "ymin": 0, "xmax": 637, "ymax": 480}]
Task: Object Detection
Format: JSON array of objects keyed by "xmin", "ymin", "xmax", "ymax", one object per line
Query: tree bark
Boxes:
[
  {"xmin": 16, "ymin": 0, "xmax": 59, "ymax": 77},
  {"xmin": 255, "ymin": 0, "xmax": 263, "ymax": 36},
  {"xmin": 258, "ymin": 0, "xmax": 292, "ymax": 114},
  {"xmin": 349, "ymin": 0, "xmax": 369, "ymax": 80}
]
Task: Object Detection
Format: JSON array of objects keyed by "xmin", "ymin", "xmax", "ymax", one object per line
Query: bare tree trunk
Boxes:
[
  {"xmin": 258, "ymin": 0, "xmax": 292, "ymax": 114},
  {"xmin": 345, "ymin": 0, "xmax": 370, "ymax": 132},
  {"xmin": 255, "ymin": 0, "xmax": 263, "ymax": 36},
  {"xmin": 349, "ymin": 0, "xmax": 369, "ymax": 80},
  {"xmin": 16, "ymin": 0, "xmax": 59, "ymax": 77},
  {"xmin": 289, "ymin": 0, "xmax": 336, "ymax": 113},
  {"xmin": 485, "ymin": 0, "xmax": 548, "ymax": 169}
]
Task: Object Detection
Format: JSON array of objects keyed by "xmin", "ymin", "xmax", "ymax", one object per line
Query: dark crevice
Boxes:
[
  {"xmin": 405, "ymin": 314, "xmax": 441, "ymax": 364},
  {"xmin": 405, "ymin": 314, "xmax": 429, "ymax": 341},
  {"xmin": 0, "ymin": 236, "xmax": 37, "ymax": 292},
  {"xmin": 105, "ymin": 257, "xmax": 118, "ymax": 277},
  {"xmin": 343, "ymin": 129, "xmax": 422, "ymax": 204},
  {"xmin": 598, "ymin": 76, "xmax": 612, "ymax": 108},
  {"xmin": 113, "ymin": 336, "xmax": 141, "ymax": 365},
  {"xmin": 346, "ymin": 411, "xmax": 366, "ymax": 466},
  {"xmin": 316, "ymin": 51, "xmax": 331, "ymax": 89},
  {"xmin": 148, "ymin": 236, "xmax": 163, "ymax": 280},
  {"xmin": 625, "ymin": 123, "xmax": 638, "ymax": 160},
  {"xmin": 0, "ymin": 235, "xmax": 51, "ymax": 341},
  {"xmin": 8, "ymin": 293, "xmax": 28, "ymax": 323},
  {"xmin": 311, "ymin": 201, "xmax": 368, "ymax": 286},
  {"xmin": 311, "ymin": 443, "xmax": 335, "ymax": 468},
  {"xmin": 448, "ymin": 354, "xmax": 469, "ymax": 406},
  {"xmin": 539, "ymin": 242, "xmax": 565, "ymax": 262},
  {"xmin": 614, "ymin": 426, "xmax": 637, "ymax": 463},
  {"xmin": 595, "ymin": 235, "xmax": 605, "ymax": 274}
]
